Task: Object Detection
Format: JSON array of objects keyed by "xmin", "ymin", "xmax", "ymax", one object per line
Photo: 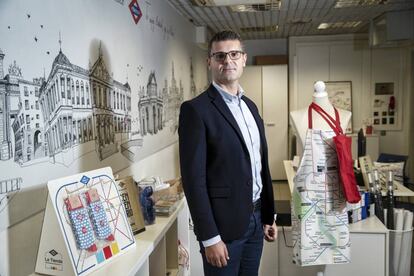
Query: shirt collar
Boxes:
[{"xmin": 212, "ymin": 81, "xmax": 244, "ymax": 103}]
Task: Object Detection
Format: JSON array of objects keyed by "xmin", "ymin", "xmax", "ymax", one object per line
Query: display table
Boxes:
[{"xmin": 32, "ymin": 198, "xmax": 187, "ymax": 276}]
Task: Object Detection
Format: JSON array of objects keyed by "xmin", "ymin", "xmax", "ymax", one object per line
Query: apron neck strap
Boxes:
[{"xmin": 308, "ymin": 102, "xmax": 343, "ymax": 135}]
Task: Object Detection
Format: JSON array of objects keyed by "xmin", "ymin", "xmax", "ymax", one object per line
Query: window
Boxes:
[
  {"xmin": 67, "ymin": 77, "xmax": 71, "ymax": 99},
  {"xmin": 73, "ymin": 120, "xmax": 77, "ymax": 144},
  {"xmin": 86, "ymin": 85, "xmax": 90, "ymax": 105},
  {"xmin": 83, "ymin": 119, "xmax": 87, "ymax": 142},
  {"xmin": 26, "ymin": 115, "xmax": 30, "ymax": 124},
  {"xmin": 36, "ymin": 114, "xmax": 40, "ymax": 119},
  {"xmin": 93, "ymin": 85, "xmax": 97, "ymax": 106},
  {"xmin": 61, "ymin": 76, "xmax": 65, "ymax": 98},
  {"xmin": 81, "ymin": 81, "xmax": 85, "ymax": 105},
  {"xmin": 76, "ymin": 81, "xmax": 80, "ymax": 105},
  {"xmin": 63, "ymin": 117, "xmax": 68, "ymax": 144},
  {"xmin": 71, "ymin": 80, "xmax": 75, "ymax": 104},
  {"xmin": 36, "ymin": 123, "xmax": 40, "ymax": 128},
  {"xmin": 102, "ymin": 88, "xmax": 107, "ymax": 108},
  {"xmin": 68, "ymin": 116, "xmax": 72, "ymax": 143},
  {"xmin": 24, "ymin": 86, "xmax": 28, "ymax": 96},
  {"xmin": 28, "ymin": 134, "xmax": 32, "ymax": 145},
  {"xmin": 78, "ymin": 120, "xmax": 82, "ymax": 143},
  {"xmin": 35, "ymin": 101, "xmax": 39, "ymax": 110},
  {"xmin": 25, "ymin": 100, "xmax": 29, "ymax": 110},
  {"xmin": 35, "ymin": 87, "xmax": 39, "ymax": 97},
  {"xmin": 88, "ymin": 117, "xmax": 93, "ymax": 140}
]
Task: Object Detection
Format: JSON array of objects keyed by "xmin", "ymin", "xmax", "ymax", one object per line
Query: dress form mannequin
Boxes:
[{"xmin": 290, "ymin": 81, "xmax": 351, "ymax": 154}]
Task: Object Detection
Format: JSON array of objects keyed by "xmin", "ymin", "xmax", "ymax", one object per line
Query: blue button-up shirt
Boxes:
[{"xmin": 201, "ymin": 82, "xmax": 263, "ymax": 247}]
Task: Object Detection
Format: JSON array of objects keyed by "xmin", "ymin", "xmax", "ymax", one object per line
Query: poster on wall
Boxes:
[
  {"xmin": 35, "ymin": 167, "xmax": 135, "ymax": 276},
  {"xmin": 325, "ymin": 81, "xmax": 353, "ymax": 133},
  {"xmin": 0, "ymin": 0, "xmax": 207, "ymax": 231}
]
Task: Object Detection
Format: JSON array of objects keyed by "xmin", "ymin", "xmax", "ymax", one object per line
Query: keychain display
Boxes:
[
  {"xmin": 85, "ymin": 188, "xmax": 114, "ymax": 241},
  {"xmin": 65, "ymin": 194, "xmax": 97, "ymax": 252}
]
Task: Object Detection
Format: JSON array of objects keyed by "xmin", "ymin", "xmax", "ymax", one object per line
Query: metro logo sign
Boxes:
[{"xmin": 129, "ymin": 0, "xmax": 142, "ymax": 24}]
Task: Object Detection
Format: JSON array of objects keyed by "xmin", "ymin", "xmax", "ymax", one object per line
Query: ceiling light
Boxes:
[
  {"xmin": 191, "ymin": 0, "xmax": 280, "ymax": 8},
  {"xmin": 318, "ymin": 21, "xmax": 362, "ymax": 29},
  {"xmin": 318, "ymin": 23, "xmax": 330, "ymax": 30},
  {"xmin": 335, "ymin": 0, "xmax": 385, "ymax": 8},
  {"xmin": 229, "ymin": 2, "xmax": 281, "ymax": 12},
  {"xmin": 214, "ymin": 0, "xmax": 267, "ymax": 5}
]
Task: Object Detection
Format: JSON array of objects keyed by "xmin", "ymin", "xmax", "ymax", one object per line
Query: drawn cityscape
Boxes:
[{"xmin": 0, "ymin": 44, "xmax": 190, "ymax": 167}]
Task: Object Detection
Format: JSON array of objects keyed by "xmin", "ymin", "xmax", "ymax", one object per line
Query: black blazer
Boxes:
[{"xmin": 178, "ymin": 84, "xmax": 275, "ymax": 242}]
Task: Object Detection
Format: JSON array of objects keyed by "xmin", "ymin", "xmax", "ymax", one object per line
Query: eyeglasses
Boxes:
[{"xmin": 210, "ymin": 50, "xmax": 245, "ymax": 62}]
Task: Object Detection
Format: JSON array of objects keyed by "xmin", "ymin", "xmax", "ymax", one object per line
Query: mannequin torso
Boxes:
[{"xmin": 290, "ymin": 81, "xmax": 351, "ymax": 153}]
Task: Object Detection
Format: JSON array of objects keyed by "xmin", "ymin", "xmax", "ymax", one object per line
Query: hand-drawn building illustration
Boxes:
[
  {"xmin": 0, "ymin": 49, "xmax": 45, "ymax": 163},
  {"xmin": 138, "ymin": 71, "xmax": 163, "ymax": 136},
  {"xmin": 89, "ymin": 51, "xmax": 131, "ymax": 160},
  {"xmin": 162, "ymin": 62, "xmax": 183, "ymax": 133},
  {"xmin": 0, "ymin": 50, "xmax": 19, "ymax": 161},
  {"xmin": 12, "ymin": 76, "xmax": 45, "ymax": 163},
  {"xmin": 39, "ymin": 43, "xmax": 131, "ymax": 161}
]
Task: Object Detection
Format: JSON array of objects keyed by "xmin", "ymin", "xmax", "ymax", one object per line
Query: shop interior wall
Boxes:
[
  {"xmin": 0, "ymin": 0, "xmax": 208, "ymax": 275},
  {"xmin": 288, "ymin": 34, "xmax": 412, "ymax": 161},
  {"xmin": 243, "ymin": 38, "xmax": 288, "ymax": 65}
]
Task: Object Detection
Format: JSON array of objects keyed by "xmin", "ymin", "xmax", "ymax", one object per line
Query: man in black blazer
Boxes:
[{"xmin": 179, "ymin": 30, "xmax": 277, "ymax": 276}]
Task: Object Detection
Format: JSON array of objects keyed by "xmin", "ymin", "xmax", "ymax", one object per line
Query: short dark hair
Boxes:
[{"xmin": 208, "ymin": 30, "xmax": 243, "ymax": 56}]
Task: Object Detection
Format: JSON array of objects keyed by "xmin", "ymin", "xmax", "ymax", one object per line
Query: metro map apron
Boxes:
[{"xmin": 291, "ymin": 104, "xmax": 351, "ymax": 266}]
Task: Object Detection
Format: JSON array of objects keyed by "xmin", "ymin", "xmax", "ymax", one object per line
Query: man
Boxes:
[{"xmin": 178, "ymin": 30, "xmax": 277, "ymax": 276}]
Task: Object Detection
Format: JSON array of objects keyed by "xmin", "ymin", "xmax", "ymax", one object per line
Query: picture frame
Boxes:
[{"xmin": 325, "ymin": 81, "xmax": 353, "ymax": 133}]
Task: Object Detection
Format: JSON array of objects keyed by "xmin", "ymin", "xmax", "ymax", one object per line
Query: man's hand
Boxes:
[
  {"xmin": 263, "ymin": 221, "xmax": 277, "ymax": 242},
  {"xmin": 205, "ymin": 240, "xmax": 229, "ymax": 267}
]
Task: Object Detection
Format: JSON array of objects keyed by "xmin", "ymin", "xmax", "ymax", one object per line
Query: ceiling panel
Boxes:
[{"xmin": 167, "ymin": 0, "xmax": 414, "ymax": 39}]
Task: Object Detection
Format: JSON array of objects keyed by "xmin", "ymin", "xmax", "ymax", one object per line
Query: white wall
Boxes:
[
  {"xmin": 0, "ymin": 2, "xmax": 208, "ymax": 275},
  {"xmin": 243, "ymin": 38, "xmax": 288, "ymax": 65},
  {"xmin": 289, "ymin": 34, "xmax": 412, "ymax": 158}
]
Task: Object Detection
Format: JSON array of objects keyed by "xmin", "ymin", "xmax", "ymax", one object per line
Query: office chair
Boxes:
[{"xmin": 377, "ymin": 153, "xmax": 411, "ymax": 186}]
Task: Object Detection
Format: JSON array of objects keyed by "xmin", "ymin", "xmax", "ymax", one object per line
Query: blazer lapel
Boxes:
[{"xmin": 207, "ymin": 85, "xmax": 250, "ymax": 156}]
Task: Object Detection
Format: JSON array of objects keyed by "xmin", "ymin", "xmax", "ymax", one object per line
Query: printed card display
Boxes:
[{"xmin": 35, "ymin": 167, "xmax": 135, "ymax": 276}]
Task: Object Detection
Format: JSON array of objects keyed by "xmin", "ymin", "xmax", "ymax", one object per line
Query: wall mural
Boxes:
[{"xmin": 0, "ymin": 0, "xmax": 207, "ymax": 230}]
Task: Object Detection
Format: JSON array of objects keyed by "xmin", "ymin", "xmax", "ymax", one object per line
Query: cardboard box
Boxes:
[{"xmin": 117, "ymin": 176, "xmax": 146, "ymax": 234}]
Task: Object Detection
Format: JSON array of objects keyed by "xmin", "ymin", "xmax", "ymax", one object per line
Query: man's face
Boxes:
[{"xmin": 208, "ymin": 39, "xmax": 247, "ymax": 85}]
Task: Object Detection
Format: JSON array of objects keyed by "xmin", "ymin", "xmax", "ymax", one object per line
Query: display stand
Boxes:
[
  {"xmin": 35, "ymin": 167, "xmax": 135, "ymax": 276},
  {"xmin": 33, "ymin": 198, "xmax": 189, "ymax": 276}
]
